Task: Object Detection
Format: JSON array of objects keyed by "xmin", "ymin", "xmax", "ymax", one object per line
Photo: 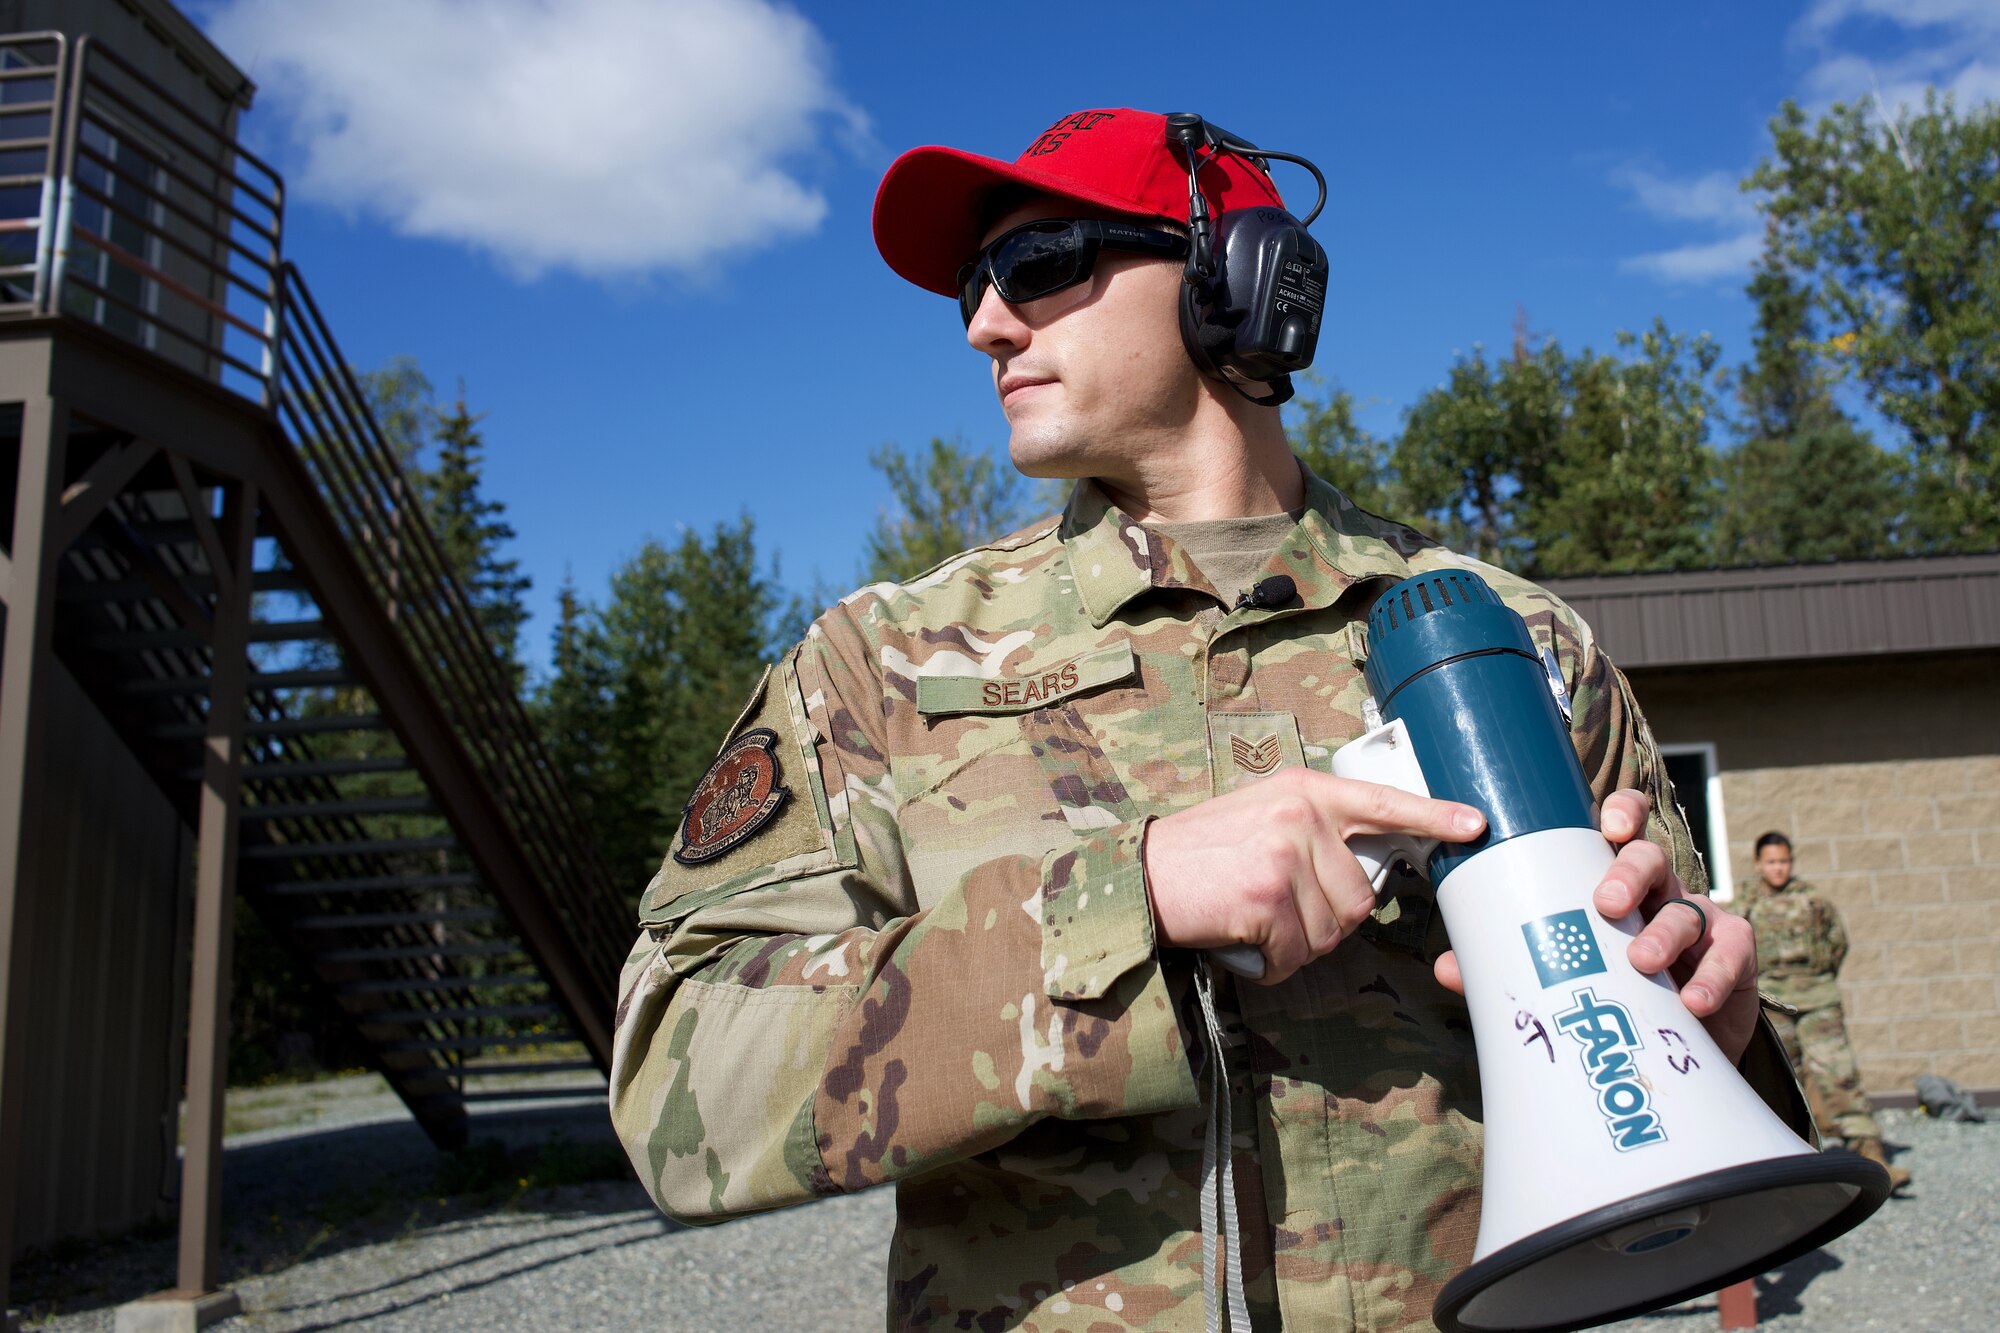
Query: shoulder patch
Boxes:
[
  {"xmin": 673, "ymin": 728, "xmax": 792, "ymax": 865},
  {"xmin": 639, "ymin": 660, "xmax": 842, "ymax": 926}
]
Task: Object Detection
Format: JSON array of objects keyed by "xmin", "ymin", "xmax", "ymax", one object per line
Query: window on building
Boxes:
[{"xmin": 1661, "ymin": 743, "xmax": 1737, "ymax": 902}]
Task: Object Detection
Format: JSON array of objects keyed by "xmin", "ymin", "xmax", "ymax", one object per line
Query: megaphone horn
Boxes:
[{"xmin": 1332, "ymin": 570, "xmax": 1888, "ymax": 1333}]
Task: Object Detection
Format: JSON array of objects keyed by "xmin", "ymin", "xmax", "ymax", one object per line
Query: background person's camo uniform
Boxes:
[
  {"xmin": 1729, "ymin": 856, "xmax": 1907, "ymax": 1196},
  {"xmin": 609, "ymin": 472, "xmax": 1809, "ymax": 1332}
]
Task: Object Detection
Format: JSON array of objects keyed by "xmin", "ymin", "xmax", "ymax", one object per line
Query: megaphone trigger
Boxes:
[{"xmin": 1331, "ymin": 715, "xmax": 1443, "ymax": 893}]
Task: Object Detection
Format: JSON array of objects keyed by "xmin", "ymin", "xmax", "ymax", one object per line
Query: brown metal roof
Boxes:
[{"xmin": 1541, "ymin": 552, "xmax": 2000, "ymax": 669}]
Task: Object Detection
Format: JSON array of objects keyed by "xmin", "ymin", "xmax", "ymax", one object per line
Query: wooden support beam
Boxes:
[
  {"xmin": 175, "ymin": 478, "xmax": 258, "ymax": 1297},
  {"xmin": 50, "ymin": 436, "xmax": 158, "ymax": 554},
  {"xmin": 166, "ymin": 453, "xmax": 236, "ymax": 602},
  {"xmin": 0, "ymin": 395, "xmax": 71, "ymax": 1323}
]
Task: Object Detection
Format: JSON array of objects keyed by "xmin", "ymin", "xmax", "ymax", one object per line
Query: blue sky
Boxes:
[{"xmin": 189, "ymin": 1, "xmax": 2000, "ymax": 676}]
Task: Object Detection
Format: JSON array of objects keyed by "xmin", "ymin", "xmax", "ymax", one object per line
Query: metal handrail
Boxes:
[
  {"xmin": 0, "ymin": 32, "xmax": 66, "ymax": 313},
  {"xmin": 2, "ymin": 31, "xmax": 634, "ymax": 1007},
  {"xmin": 273, "ymin": 261, "xmax": 632, "ymax": 979},
  {"xmin": 48, "ymin": 37, "xmax": 283, "ymax": 395}
]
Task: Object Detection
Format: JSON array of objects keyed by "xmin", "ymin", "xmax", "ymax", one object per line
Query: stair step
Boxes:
[
  {"xmin": 247, "ymin": 713, "xmax": 385, "ymax": 736},
  {"xmin": 292, "ymin": 907, "xmax": 501, "ymax": 931},
  {"xmin": 88, "ymin": 619, "xmax": 331, "ymax": 650},
  {"xmin": 260, "ymin": 870, "xmax": 478, "ymax": 896},
  {"xmin": 123, "ymin": 667, "xmax": 354, "ymax": 696},
  {"xmin": 335, "ymin": 973, "xmax": 539, "ymax": 997},
  {"xmin": 460, "ymin": 1085, "xmax": 606, "ymax": 1105},
  {"xmin": 241, "ymin": 834, "xmax": 457, "ymax": 860},
  {"xmin": 58, "ymin": 569, "xmax": 308, "ymax": 599},
  {"xmin": 242, "ymin": 755, "xmax": 411, "ymax": 779},
  {"xmin": 379, "ymin": 1031, "xmax": 577, "ymax": 1056},
  {"xmin": 153, "ymin": 713, "xmax": 385, "ymax": 741},
  {"xmin": 313, "ymin": 940, "xmax": 519, "ymax": 964},
  {"xmin": 363, "ymin": 1002, "xmax": 559, "ymax": 1025},
  {"xmin": 461, "ymin": 1059, "xmax": 598, "ymax": 1078},
  {"xmin": 245, "ymin": 794, "xmax": 435, "ymax": 820}
]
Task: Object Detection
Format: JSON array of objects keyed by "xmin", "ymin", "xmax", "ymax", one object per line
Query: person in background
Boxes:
[{"xmin": 1733, "ymin": 830, "xmax": 1911, "ymax": 1192}]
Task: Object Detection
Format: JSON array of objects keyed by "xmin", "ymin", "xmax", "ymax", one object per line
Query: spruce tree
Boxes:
[
  {"xmin": 537, "ymin": 573, "xmax": 616, "ymax": 827},
  {"xmin": 539, "ymin": 520, "xmax": 795, "ymax": 890},
  {"xmin": 864, "ymin": 438, "xmax": 1031, "ymax": 583},
  {"xmin": 428, "ymin": 390, "xmax": 531, "ymax": 672},
  {"xmin": 592, "ymin": 539, "xmax": 683, "ymax": 887},
  {"xmin": 659, "ymin": 519, "xmax": 785, "ymax": 816}
]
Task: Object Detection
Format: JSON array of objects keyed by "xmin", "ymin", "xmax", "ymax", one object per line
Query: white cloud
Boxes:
[
  {"xmin": 1621, "ymin": 233, "xmax": 1765, "ymax": 285},
  {"xmin": 1793, "ymin": 0, "xmax": 2000, "ymax": 114},
  {"xmin": 1611, "ymin": 165, "xmax": 1762, "ymax": 287},
  {"xmin": 1611, "ymin": 166, "xmax": 1759, "ymax": 228},
  {"xmin": 1617, "ymin": 0, "xmax": 1998, "ymax": 289},
  {"xmin": 205, "ymin": 0, "xmax": 867, "ymax": 280}
]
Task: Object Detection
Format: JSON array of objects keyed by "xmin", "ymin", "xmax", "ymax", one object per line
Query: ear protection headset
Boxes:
[{"xmin": 1166, "ymin": 113, "xmax": 1329, "ymax": 408}]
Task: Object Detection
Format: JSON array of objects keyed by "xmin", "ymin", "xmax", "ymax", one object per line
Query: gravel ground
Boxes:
[{"xmin": 15, "ymin": 1093, "xmax": 1989, "ymax": 1331}]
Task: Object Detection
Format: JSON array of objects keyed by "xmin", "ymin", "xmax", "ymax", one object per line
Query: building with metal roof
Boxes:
[{"xmin": 1547, "ymin": 553, "xmax": 2000, "ymax": 1105}]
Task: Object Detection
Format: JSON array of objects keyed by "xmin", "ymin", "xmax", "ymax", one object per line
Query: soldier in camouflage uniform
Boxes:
[
  {"xmin": 1733, "ymin": 831, "xmax": 1910, "ymax": 1192},
  {"xmin": 611, "ymin": 108, "xmax": 1800, "ymax": 1332}
]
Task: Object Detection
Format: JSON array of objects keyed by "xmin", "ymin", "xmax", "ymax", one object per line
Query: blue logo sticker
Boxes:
[
  {"xmin": 1555, "ymin": 987, "xmax": 1667, "ymax": 1151},
  {"xmin": 1523, "ymin": 909, "xmax": 1606, "ymax": 988}
]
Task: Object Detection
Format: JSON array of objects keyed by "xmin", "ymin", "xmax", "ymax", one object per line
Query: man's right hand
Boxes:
[{"xmin": 1142, "ymin": 769, "xmax": 1485, "ymax": 984}]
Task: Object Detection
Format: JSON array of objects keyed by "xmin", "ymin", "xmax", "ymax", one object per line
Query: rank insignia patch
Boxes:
[
  {"xmin": 673, "ymin": 728, "xmax": 792, "ymax": 866},
  {"xmin": 1230, "ymin": 733, "xmax": 1283, "ymax": 776}
]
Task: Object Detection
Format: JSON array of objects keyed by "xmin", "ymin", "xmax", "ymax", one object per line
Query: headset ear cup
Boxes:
[{"xmin": 1178, "ymin": 278, "xmax": 1223, "ymax": 381}]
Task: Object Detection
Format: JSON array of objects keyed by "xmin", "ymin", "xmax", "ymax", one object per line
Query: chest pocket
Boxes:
[{"xmin": 897, "ymin": 644, "xmax": 1142, "ymax": 901}]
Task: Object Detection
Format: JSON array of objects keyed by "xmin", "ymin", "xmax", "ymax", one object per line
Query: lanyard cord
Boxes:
[{"xmin": 1194, "ymin": 957, "xmax": 1253, "ymax": 1333}]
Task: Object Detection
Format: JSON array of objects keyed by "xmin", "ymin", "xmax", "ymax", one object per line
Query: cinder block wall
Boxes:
[
  {"xmin": 1629, "ymin": 655, "xmax": 2000, "ymax": 1100},
  {"xmin": 1717, "ymin": 755, "xmax": 2000, "ymax": 1095}
]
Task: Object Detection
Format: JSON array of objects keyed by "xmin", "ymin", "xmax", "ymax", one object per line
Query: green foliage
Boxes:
[
  {"xmin": 1284, "ymin": 377, "xmax": 1399, "ymax": 518},
  {"xmin": 865, "ymin": 437, "xmax": 1033, "ymax": 583},
  {"xmin": 356, "ymin": 354, "xmax": 432, "ymax": 472},
  {"xmin": 534, "ymin": 518, "xmax": 796, "ymax": 890},
  {"xmin": 1737, "ymin": 228, "xmax": 1824, "ymax": 445},
  {"xmin": 1712, "ymin": 420, "xmax": 1902, "ymax": 565},
  {"xmin": 1714, "ymin": 232, "xmax": 1903, "ymax": 565},
  {"xmin": 228, "ymin": 908, "xmax": 370, "ymax": 1084},
  {"xmin": 1531, "ymin": 322, "xmax": 1722, "ymax": 576},
  {"xmin": 1391, "ymin": 322, "xmax": 1720, "ymax": 576},
  {"xmin": 1750, "ymin": 92, "xmax": 2000, "ymax": 549},
  {"xmin": 1393, "ymin": 342, "xmax": 1553, "ymax": 570},
  {"xmin": 429, "ymin": 392, "xmax": 531, "ymax": 670}
]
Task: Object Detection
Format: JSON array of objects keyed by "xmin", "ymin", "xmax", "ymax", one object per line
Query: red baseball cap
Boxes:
[{"xmin": 873, "ymin": 107, "xmax": 1289, "ymax": 297}]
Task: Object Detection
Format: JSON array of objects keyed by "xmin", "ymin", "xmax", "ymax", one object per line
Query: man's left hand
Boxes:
[{"xmin": 1432, "ymin": 788, "xmax": 1761, "ymax": 1064}]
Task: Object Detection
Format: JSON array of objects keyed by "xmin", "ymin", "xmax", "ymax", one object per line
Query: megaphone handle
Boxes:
[
  {"xmin": 1210, "ymin": 944, "xmax": 1267, "ymax": 980},
  {"xmin": 1208, "ymin": 718, "xmax": 1438, "ymax": 983},
  {"xmin": 1207, "ymin": 832, "xmax": 1434, "ymax": 981},
  {"xmin": 1349, "ymin": 833, "xmax": 1412, "ymax": 893}
]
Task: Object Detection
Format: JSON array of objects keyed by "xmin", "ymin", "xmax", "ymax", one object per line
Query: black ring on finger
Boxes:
[{"xmin": 1662, "ymin": 896, "xmax": 1708, "ymax": 940}]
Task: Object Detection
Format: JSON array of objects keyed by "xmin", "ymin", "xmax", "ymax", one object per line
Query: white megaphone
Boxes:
[{"xmin": 1335, "ymin": 570, "xmax": 1886, "ymax": 1332}]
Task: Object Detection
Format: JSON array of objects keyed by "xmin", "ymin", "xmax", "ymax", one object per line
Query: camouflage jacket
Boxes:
[
  {"xmin": 1730, "ymin": 878, "xmax": 1848, "ymax": 1012},
  {"xmin": 611, "ymin": 468, "xmax": 1777, "ymax": 1332}
]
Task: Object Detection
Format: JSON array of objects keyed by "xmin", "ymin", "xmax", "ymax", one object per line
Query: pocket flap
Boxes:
[{"xmin": 915, "ymin": 642, "xmax": 1137, "ymax": 717}]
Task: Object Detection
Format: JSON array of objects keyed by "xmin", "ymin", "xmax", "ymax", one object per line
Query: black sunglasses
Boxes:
[{"xmin": 957, "ymin": 218, "xmax": 1189, "ymax": 326}]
